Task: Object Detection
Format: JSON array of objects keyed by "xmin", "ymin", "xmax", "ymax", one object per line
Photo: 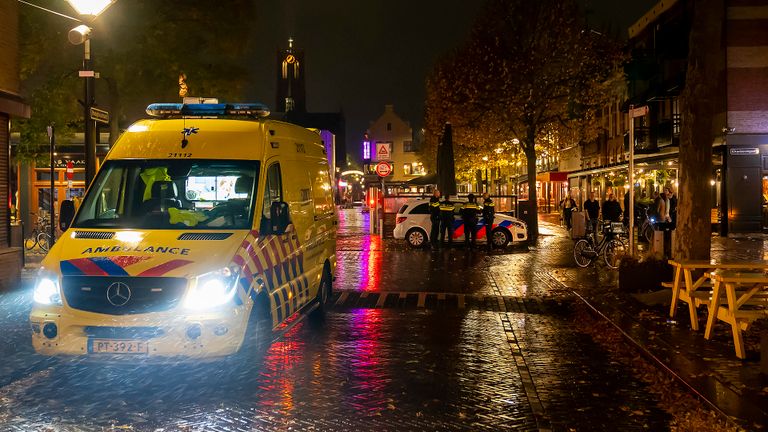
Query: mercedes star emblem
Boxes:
[{"xmin": 106, "ymin": 282, "xmax": 132, "ymax": 307}]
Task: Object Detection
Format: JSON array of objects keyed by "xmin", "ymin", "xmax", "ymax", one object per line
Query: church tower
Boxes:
[{"xmin": 275, "ymin": 37, "xmax": 306, "ymax": 113}]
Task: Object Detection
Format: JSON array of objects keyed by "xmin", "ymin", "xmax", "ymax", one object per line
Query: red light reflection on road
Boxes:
[
  {"xmin": 258, "ymin": 324, "xmax": 305, "ymax": 415},
  {"xmin": 347, "ymin": 308, "xmax": 388, "ymax": 414},
  {"xmin": 336, "ymin": 210, "xmax": 383, "ymax": 291},
  {"xmin": 359, "ymin": 234, "xmax": 382, "ymax": 291}
]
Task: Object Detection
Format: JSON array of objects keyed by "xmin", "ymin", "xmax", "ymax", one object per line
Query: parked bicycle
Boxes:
[
  {"xmin": 573, "ymin": 221, "xmax": 627, "ymax": 269},
  {"xmin": 24, "ymin": 212, "xmax": 52, "ymax": 252}
]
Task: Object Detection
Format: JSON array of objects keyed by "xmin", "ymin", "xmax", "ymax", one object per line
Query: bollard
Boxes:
[{"xmin": 761, "ymin": 332, "xmax": 768, "ymax": 376}]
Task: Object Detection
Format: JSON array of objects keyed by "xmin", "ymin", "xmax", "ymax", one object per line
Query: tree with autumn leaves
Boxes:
[{"xmin": 424, "ymin": 0, "xmax": 623, "ymax": 239}]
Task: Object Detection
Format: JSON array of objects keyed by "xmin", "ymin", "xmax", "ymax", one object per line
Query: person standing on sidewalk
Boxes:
[
  {"xmin": 461, "ymin": 194, "xmax": 480, "ymax": 249},
  {"xmin": 429, "ymin": 189, "xmax": 442, "ymax": 250},
  {"xmin": 562, "ymin": 193, "xmax": 577, "ymax": 229},
  {"xmin": 439, "ymin": 194, "xmax": 456, "ymax": 247},
  {"xmin": 481, "ymin": 192, "xmax": 495, "ymax": 250},
  {"xmin": 603, "ymin": 193, "xmax": 623, "ymax": 222},
  {"xmin": 584, "ymin": 192, "xmax": 600, "ymax": 242},
  {"xmin": 666, "ymin": 186, "xmax": 677, "ymax": 228}
]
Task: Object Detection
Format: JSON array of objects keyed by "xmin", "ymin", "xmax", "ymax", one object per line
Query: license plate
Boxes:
[{"xmin": 89, "ymin": 339, "xmax": 148, "ymax": 354}]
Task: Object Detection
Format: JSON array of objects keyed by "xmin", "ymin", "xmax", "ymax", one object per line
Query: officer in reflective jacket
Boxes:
[
  {"xmin": 481, "ymin": 192, "xmax": 495, "ymax": 250},
  {"xmin": 439, "ymin": 194, "xmax": 456, "ymax": 247},
  {"xmin": 429, "ymin": 189, "xmax": 442, "ymax": 249},
  {"xmin": 462, "ymin": 194, "xmax": 480, "ymax": 248}
]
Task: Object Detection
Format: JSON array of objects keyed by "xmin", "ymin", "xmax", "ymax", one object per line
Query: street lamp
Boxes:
[
  {"xmin": 482, "ymin": 155, "xmax": 489, "ymax": 193},
  {"xmin": 66, "ymin": 0, "xmax": 115, "ymax": 187}
]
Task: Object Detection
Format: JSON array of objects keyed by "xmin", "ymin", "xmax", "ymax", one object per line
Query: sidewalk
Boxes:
[{"xmin": 547, "ymin": 222, "xmax": 768, "ymax": 427}]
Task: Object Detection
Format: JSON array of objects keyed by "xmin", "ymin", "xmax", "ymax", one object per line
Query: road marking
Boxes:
[
  {"xmin": 375, "ymin": 293, "xmax": 388, "ymax": 308},
  {"xmin": 335, "ymin": 291, "xmax": 349, "ymax": 306},
  {"xmin": 417, "ymin": 293, "xmax": 426, "ymax": 308}
]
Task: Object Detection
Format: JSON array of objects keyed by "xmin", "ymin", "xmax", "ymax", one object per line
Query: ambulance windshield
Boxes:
[{"xmin": 72, "ymin": 160, "xmax": 260, "ymax": 230}]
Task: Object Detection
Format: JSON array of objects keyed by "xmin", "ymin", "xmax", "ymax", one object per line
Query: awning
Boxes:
[
  {"xmin": 406, "ymin": 173, "xmax": 437, "ymax": 186},
  {"xmin": 536, "ymin": 171, "xmax": 569, "ymax": 182}
]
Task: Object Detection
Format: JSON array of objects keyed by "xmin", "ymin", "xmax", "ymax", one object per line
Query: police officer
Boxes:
[
  {"xmin": 439, "ymin": 194, "xmax": 456, "ymax": 247},
  {"xmin": 429, "ymin": 189, "xmax": 442, "ymax": 250},
  {"xmin": 462, "ymin": 194, "xmax": 480, "ymax": 248},
  {"xmin": 481, "ymin": 192, "xmax": 495, "ymax": 250}
]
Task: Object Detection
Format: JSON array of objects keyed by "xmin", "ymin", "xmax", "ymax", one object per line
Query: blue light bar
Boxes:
[{"xmin": 146, "ymin": 102, "xmax": 270, "ymax": 118}]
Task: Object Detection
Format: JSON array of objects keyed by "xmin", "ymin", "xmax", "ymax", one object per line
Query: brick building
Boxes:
[{"xmin": 0, "ymin": 0, "xmax": 30, "ymax": 289}]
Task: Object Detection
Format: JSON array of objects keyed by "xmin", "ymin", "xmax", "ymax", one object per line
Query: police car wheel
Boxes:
[
  {"xmin": 406, "ymin": 228, "xmax": 427, "ymax": 248},
  {"xmin": 491, "ymin": 228, "xmax": 511, "ymax": 248}
]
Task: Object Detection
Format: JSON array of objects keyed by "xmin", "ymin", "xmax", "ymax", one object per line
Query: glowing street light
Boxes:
[{"xmin": 65, "ymin": 0, "xmax": 115, "ymax": 187}]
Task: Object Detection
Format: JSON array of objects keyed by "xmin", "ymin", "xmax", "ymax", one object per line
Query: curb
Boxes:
[{"xmin": 570, "ymin": 290, "xmax": 761, "ymax": 429}]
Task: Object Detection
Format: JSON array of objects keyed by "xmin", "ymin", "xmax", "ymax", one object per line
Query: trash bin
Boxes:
[
  {"xmin": 516, "ymin": 200, "xmax": 535, "ymax": 229},
  {"xmin": 570, "ymin": 210, "xmax": 586, "ymax": 239},
  {"xmin": 651, "ymin": 222, "xmax": 674, "ymax": 258}
]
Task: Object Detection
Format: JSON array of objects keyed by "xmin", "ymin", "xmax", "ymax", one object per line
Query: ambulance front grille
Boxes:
[
  {"xmin": 73, "ymin": 231, "xmax": 115, "ymax": 240},
  {"xmin": 62, "ymin": 276, "xmax": 187, "ymax": 315},
  {"xmin": 177, "ymin": 232, "xmax": 233, "ymax": 241}
]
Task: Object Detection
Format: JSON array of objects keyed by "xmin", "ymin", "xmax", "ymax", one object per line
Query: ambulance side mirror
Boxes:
[
  {"xmin": 269, "ymin": 201, "xmax": 291, "ymax": 235},
  {"xmin": 60, "ymin": 200, "xmax": 75, "ymax": 231}
]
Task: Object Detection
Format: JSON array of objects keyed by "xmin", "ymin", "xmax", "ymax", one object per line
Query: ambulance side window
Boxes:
[{"xmin": 260, "ymin": 163, "xmax": 283, "ymax": 233}]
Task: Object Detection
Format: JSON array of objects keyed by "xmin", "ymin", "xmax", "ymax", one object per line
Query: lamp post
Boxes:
[
  {"xmin": 482, "ymin": 155, "xmax": 489, "ymax": 194},
  {"xmin": 66, "ymin": 0, "xmax": 115, "ymax": 187}
]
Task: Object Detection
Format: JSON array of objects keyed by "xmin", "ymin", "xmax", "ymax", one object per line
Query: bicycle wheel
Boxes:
[
  {"xmin": 573, "ymin": 239, "xmax": 594, "ymax": 268},
  {"xmin": 643, "ymin": 224, "xmax": 654, "ymax": 243},
  {"xmin": 604, "ymin": 238, "xmax": 626, "ymax": 269},
  {"xmin": 37, "ymin": 232, "xmax": 51, "ymax": 252},
  {"xmin": 24, "ymin": 231, "xmax": 38, "ymax": 251}
]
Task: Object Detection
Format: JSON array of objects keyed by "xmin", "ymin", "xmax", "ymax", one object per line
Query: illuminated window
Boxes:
[
  {"xmin": 403, "ymin": 164, "xmax": 412, "ymax": 175},
  {"xmin": 403, "ymin": 140, "xmax": 413, "ymax": 152}
]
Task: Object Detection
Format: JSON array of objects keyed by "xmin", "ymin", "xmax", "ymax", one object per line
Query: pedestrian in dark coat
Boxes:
[
  {"xmin": 461, "ymin": 194, "xmax": 480, "ymax": 248},
  {"xmin": 562, "ymin": 194, "xmax": 577, "ymax": 229},
  {"xmin": 439, "ymin": 195, "xmax": 456, "ymax": 247},
  {"xmin": 429, "ymin": 189, "xmax": 442, "ymax": 249},
  {"xmin": 481, "ymin": 192, "xmax": 495, "ymax": 250}
]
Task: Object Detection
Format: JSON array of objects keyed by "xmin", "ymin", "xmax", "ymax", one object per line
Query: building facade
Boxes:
[
  {"xmin": 365, "ymin": 105, "xmax": 424, "ymax": 183},
  {"xmin": 0, "ymin": 0, "xmax": 30, "ymax": 289}
]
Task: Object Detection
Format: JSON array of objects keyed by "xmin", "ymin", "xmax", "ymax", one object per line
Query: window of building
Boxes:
[
  {"xmin": 403, "ymin": 140, "xmax": 413, "ymax": 152},
  {"xmin": 387, "ymin": 122, "xmax": 392, "ymax": 131},
  {"xmin": 403, "ymin": 164, "xmax": 412, "ymax": 175}
]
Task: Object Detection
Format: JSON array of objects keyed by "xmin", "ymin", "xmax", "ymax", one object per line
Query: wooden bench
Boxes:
[
  {"xmin": 667, "ymin": 260, "xmax": 768, "ymax": 331},
  {"xmin": 704, "ymin": 271, "xmax": 768, "ymax": 359}
]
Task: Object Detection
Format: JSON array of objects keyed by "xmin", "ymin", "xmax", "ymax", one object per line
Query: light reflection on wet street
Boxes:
[{"xmin": 0, "ymin": 208, "xmax": 673, "ymax": 431}]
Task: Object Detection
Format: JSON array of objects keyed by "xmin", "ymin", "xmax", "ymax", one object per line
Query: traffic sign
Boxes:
[
  {"xmin": 65, "ymin": 160, "xmax": 74, "ymax": 180},
  {"xmin": 375, "ymin": 161, "xmax": 392, "ymax": 177},
  {"xmin": 90, "ymin": 107, "xmax": 110, "ymax": 124},
  {"xmin": 375, "ymin": 142, "xmax": 391, "ymax": 161},
  {"xmin": 630, "ymin": 105, "xmax": 649, "ymax": 118}
]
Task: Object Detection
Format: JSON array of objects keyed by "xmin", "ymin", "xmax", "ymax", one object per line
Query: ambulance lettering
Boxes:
[{"xmin": 81, "ymin": 246, "xmax": 190, "ymax": 255}]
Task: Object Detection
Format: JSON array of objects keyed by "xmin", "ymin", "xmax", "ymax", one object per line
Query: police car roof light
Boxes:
[{"xmin": 145, "ymin": 103, "xmax": 270, "ymax": 119}]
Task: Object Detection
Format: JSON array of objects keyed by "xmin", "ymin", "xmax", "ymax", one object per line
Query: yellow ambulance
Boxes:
[{"xmin": 30, "ymin": 102, "xmax": 337, "ymax": 359}]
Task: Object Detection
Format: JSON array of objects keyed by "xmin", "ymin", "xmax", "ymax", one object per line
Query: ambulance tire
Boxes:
[
  {"xmin": 310, "ymin": 263, "xmax": 333, "ymax": 320},
  {"xmin": 239, "ymin": 293, "xmax": 272, "ymax": 355}
]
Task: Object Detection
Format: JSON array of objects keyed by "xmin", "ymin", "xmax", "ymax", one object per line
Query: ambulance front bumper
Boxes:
[{"xmin": 30, "ymin": 304, "xmax": 251, "ymax": 360}]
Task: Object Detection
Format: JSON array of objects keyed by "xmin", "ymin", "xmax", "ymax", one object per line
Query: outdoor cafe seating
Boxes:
[{"xmin": 667, "ymin": 259, "xmax": 768, "ymax": 359}]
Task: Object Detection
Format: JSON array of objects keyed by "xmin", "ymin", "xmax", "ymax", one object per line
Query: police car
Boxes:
[{"xmin": 392, "ymin": 198, "xmax": 528, "ymax": 248}]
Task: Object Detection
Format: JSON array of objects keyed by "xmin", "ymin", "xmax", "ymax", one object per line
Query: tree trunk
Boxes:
[
  {"xmin": 524, "ymin": 143, "xmax": 539, "ymax": 241},
  {"xmin": 674, "ymin": 0, "xmax": 725, "ymax": 261}
]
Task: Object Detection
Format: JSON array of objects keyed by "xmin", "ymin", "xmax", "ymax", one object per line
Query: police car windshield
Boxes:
[{"xmin": 72, "ymin": 159, "xmax": 260, "ymax": 230}]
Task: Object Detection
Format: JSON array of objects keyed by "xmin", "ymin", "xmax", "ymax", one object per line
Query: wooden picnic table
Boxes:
[
  {"xmin": 703, "ymin": 270, "xmax": 768, "ymax": 359},
  {"xmin": 668, "ymin": 260, "xmax": 768, "ymax": 331}
]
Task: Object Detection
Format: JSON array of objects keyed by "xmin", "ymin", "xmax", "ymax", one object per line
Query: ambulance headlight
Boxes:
[
  {"xmin": 33, "ymin": 272, "xmax": 62, "ymax": 306},
  {"xmin": 185, "ymin": 266, "xmax": 240, "ymax": 309}
]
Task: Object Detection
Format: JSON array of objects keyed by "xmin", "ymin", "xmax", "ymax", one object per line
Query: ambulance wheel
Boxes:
[
  {"xmin": 240, "ymin": 293, "xmax": 272, "ymax": 354},
  {"xmin": 491, "ymin": 228, "xmax": 511, "ymax": 248},
  {"xmin": 311, "ymin": 263, "xmax": 333, "ymax": 319},
  {"xmin": 406, "ymin": 228, "xmax": 427, "ymax": 248}
]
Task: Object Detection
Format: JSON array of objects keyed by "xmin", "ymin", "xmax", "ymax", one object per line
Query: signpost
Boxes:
[
  {"xmin": 375, "ymin": 142, "xmax": 391, "ymax": 161},
  {"xmin": 89, "ymin": 107, "xmax": 110, "ymax": 124},
  {"xmin": 375, "ymin": 161, "xmax": 393, "ymax": 238},
  {"xmin": 628, "ymin": 105, "xmax": 649, "ymax": 255}
]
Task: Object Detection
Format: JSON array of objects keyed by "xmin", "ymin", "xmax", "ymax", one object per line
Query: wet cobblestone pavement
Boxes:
[{"xmin": 0, "ymin": 208, "xmax": 682, "ymax": 431}]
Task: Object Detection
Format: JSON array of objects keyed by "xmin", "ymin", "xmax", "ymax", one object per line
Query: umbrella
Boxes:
[{"xmin": 436, "ymin": 122, "xmax": 457, "ymax": 196}]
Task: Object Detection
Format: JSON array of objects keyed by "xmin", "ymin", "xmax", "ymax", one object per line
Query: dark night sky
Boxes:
[{"xmin": 244, "ymin": 0, "xmax": 659, "ymax": 162}]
